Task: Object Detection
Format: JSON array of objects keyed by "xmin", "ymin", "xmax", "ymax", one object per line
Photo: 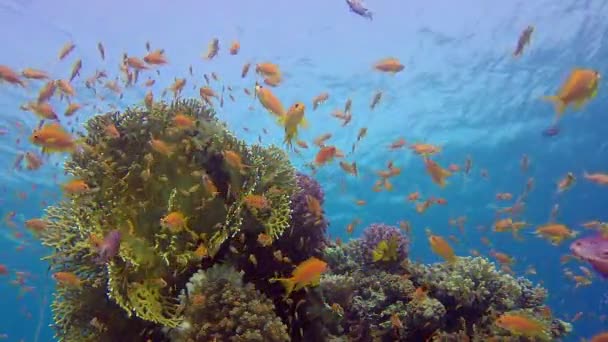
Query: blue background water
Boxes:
[{"xmin": 0, "ymin": 0, "xmax": 607, "ymax": 340}]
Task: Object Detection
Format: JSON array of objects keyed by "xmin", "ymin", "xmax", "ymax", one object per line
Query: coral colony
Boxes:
[{"xmin": 37, "ymin": 99, "xmax": 571, "ymax": 341}]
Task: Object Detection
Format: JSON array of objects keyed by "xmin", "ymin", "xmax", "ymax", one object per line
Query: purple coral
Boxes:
[
  {"xmin": 360, "ymin": 223, "xmax": 409, "ymax": 263},
  {"xmin": 275, "ymin": 172, "xmax": 328, "ymax": 260}
]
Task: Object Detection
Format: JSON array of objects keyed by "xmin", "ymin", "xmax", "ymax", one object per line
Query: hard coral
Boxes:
[
  {"xmin": 38, "ymin": 98, "xmax": 299, "ymax": 335},
  {"xmin": 171, "ymin": 265, "xmax": 289, "ymax": 342},
  {"xmin": 360, "ymin": 223, "xmax": 408, "ymax": 267}
]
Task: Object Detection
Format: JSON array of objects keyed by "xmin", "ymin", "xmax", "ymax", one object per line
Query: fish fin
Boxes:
[
  {"xmin": 276, "ymin": 114, "xmax": 286, "ymax": 126},
  {"xmin": 573, "ymin": 98, "xmax": 587, "ymax": 110},
  {"xmin": 272, "ymin": 277, "xmax": 295, "ymax": 297},
  {"xmin": 299, "ymin": 117, "xmax": 309, "ymax": 129},
  {"xmin": 541, "ymin": 95, "xmax": 566, "ymax": 115}
]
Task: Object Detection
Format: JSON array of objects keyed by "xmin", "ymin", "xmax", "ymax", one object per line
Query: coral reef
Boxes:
[
  {"xmin": 35, "ymin": 97, "xmax": 572, "ymax": 342},
  {"xmin": 38, "ymin": 99, "xmax": 298, "ymax": 341},
  {"xmin": 320, "ymin": 240, "xmax": 571, "ymax": 341},
  {"xmin": 360, "ymin": 223, "xmax": 409, "ymax": 268},
  {"xmin": 170, "ymin": 265, "xmax": 289, "ymax": 342}
]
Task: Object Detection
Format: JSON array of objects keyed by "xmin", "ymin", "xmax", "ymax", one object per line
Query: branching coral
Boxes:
[
  {"xmin": 170, "ymin": 264, "xmax": 289, "ymax": 342},
  {"xmin": 321, "ymin": 237, "xmax": 571, "ymax": 342},
  {"xmin": 38, "ymin": 98, "xmax": 299, "ymax": 336}
]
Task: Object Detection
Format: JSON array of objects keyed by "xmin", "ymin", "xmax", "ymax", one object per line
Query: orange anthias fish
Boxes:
[
  {"xmin": 584, "ymin": 171, "xmax": 608, "ymax": 185},
  {"xmin": 143, "ymin": 49, "xmax": 168, "ymax": 65},
  {"xmin": 244, "ymin": 194, "xmax": 270, "ymax": 210},
  {"xmin": 534, "ymin": 223, "xmax": 578, "ymax": 245},
  {"xmin": 229, "ymin": 41, "xmax": 240, "ymax": 55},
  {"xmin": 173, "ymin": 113, "xmax": 196, "ymax": 129},
  {"xmin": 271, "ymin": 257, "xmax": 328, "ymax": 297},
  {"xmin": 557, "ymin": 172, "xmax": 576, "ymax": 192},
  {"xmin": 222, "ymin": 150, "xmax": 248, "ymax": 173},
  {"xmin": 428, "ymin": 234, "xmax": 456, "ymax": 263},
  {"xmin": 315, "ymin": 146, "xmax": 337, "ymax": 166},
  {"xmin": 542, "ymin": 68, "xmax": 600, "ymax": 119},
  {"xmin": 62, "ymin": 179, "xmax": 90, "ymax": 195},
  {"xmin": 374, "ymin": 57, "xmax": 404, "ymax": 74},
  {"xmin": 52, "ymin": 271, "xmax": 82, "ymax": 288},
  {"xmin": 255, "ymin": 83, "xmax": 285, "ymax": 118},
  {"xmin": 494, "ymin": 312, "xmax": 551, "ymax": 340},
  {"xmin": 424, "ymin": 158, "xmax": 452, "ymax": 188},
  {"xmin": 281, "ymin": 102, "xmax": 307, "ymax": 149},
  {"xmin": 161, "ymin": 211, "xmax": 187, "ymax": 233},
  {"xmin": 590, "ymin": 332, "xmax": 608, "ymax": 342},
  {"xmin": 30, "ymin": 123, "xmax": 77, "ymax": 153}
]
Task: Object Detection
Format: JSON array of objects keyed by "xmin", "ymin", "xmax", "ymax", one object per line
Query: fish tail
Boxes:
[{"xmin": 541, "ymin": 96, "xmax": 566, "ymax": 116}]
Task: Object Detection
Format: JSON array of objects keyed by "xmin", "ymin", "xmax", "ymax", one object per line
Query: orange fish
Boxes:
[
  {"xmin": 26, "ymin": 102, "xmax": 58, "ymax": 120},
  {"xmin": 62, "ymin": 179, "xmax": 90, "ymax": 195},
  {"xmin": 65, "ymin": 102, "xmax": 83, "ymax": 117},
  {"xmin": 315, "ymin": 146, "xmax": 337, "ymax": 166},
  {"xmin": 496, "ymin": 192, "xmax": 513, "ymax": 201},
  {"xmin": 30, "ymin": 123, "xmax": 77, "ymax": 153},
  {"xmin": 255, "ymin": 83, "xmax": 285, "ymax": 118},
  {"xmin": 25, "ymin": 218, "xmax": 48, "ymax": 233},
  {"xmin": 490, "ymin": 250, "xmax": 514, "ymax": 265},
  {"xmin": 255, "ymin": 62, "xmax": 281, "ymax": 77},
  {"xmin": 222, "ymin": 150, "xmax": 248, "ymax": 173},
  {"xmin": 244, "ymin": 194, "xmax": 270, "ymax": 210},
  {"xmin": 542, "ymin": 68, "xmax": 600, "ymax": 119},
  {"xmin": 53, "ymin": 271, "xmax": 82, "ymax": 288},
  {"xmin": 428, "ymin": 234, "xmax": 456, "ymax": 263},
  {"xmin": 143, "ymin": 49, "xmax": 168, "ymax": 65},
  {"xmin": 583, "ymin": 171, "xmax": 608, "ymax": 185},
  {"xmin": 58, "ymin": 42, "xmax": 75, "ymax": 60},
  {"xmin": 281, "ymin": 102, "xmax": 307, "ymax": 148},
  {"xmin": 173, "ymin": 114, "xmax": 196, "ymax": 129},
  {"xmin": 374, "ymin": 57, "xmax": 404, "ymax": 73},
  {"xmin": 557, "ymin": 172, "xmax": 576, "ymax": 192},
  {"xmin": 407, "ymin": 192, "xmax": 420, "ymax": 202},
  {"xmin": 161, "ymin": 211, "xmax": 187, "ymax": 232},
  {"xmin": 56, "ymin": 79, "xmax": 75, "ymax": 97},
  {"xmin": 494, "ymin": 313, "xmax": 550, "ymax": 340},
  {"xmin": 410, "ymin": 143, "xmax": 441, "ymax": 156},
  {"xmin": 312, "ymin": 92, "xmax": 329, "ymax": 110},
  {"xmin": 271, "ymin": 257, "xmax": 328, "ymax": 297},
  {"xmin": 389, "ymin": 138, "xmax": 406, "ymax": 150},
  {"xmin": 24, "ymin": 152, "xmax": 43, "ymax": 170},
  {"xmin": 229, "ymin": 41, "xmax": 240, "ymax": 55},
  {"xmin": 149, "ymin": 138, "xmax": 173, "ymax": 156},
  {"xmin": 204, "ymin": 38, "xmax": 219, "ymax": 60},
  {"xmin": 21, "ymin": 68, "xmax": 49, "ymax": 80},
  {"xmin": 0, "ymin": 65, "xmax": 25, "ymax": 87},
  {"xmin": 590, "ymin": 332, "xmax": 608, "ymax": 342},
  {"xmin": 339, "ymin": 161, "xmax": 357, "ymax": 176},
  {"xmin": 534, "ymin": 223, "xmax": 578, "ymax": 245},
  {"xmin": 424, "ymin": 158, "xmax": 452, "ymax": 188}
]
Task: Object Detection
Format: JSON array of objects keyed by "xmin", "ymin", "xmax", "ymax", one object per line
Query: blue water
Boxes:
[{"xmin": 1, "ymin": 0, "xmax": 607, "ymax": 340}]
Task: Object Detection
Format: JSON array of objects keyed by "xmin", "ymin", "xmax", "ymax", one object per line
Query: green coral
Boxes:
[
  {"xmin": 407, "ymin": 256, "xmax": 524, "ymax": 311},
  {"xmin": 171, "ymin": 265, "xmax": 289, "ymax": 342},
  {"xmin": 38, "ymin": 98, "xmax": 298, "ymax": 336}
]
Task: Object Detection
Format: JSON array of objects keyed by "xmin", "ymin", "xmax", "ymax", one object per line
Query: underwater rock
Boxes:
[{"xmin": 171, "ymin": 264, "xmax": 289, "ymax": 342}]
